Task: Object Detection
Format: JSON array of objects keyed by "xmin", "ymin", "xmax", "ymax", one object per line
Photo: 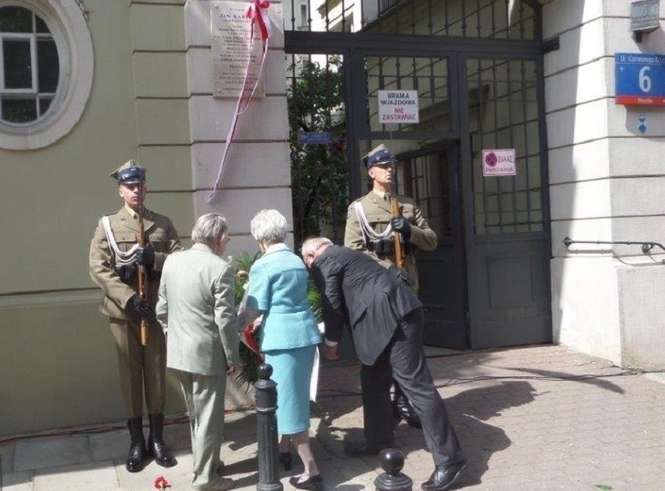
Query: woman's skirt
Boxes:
[{"xmin": 264, "ymin": 345, "xmax": 317, "ymax": 435}]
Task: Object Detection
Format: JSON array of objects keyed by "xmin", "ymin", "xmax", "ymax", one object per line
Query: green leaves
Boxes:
[{"xmin": 288, "ymin": 57, "xmax": 348, "ymax": 244}]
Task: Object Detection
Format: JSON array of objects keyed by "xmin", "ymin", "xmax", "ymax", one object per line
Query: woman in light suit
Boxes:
[{"xmin": 239, "ymin": 209, "xmax": 322, "ymax": 490}]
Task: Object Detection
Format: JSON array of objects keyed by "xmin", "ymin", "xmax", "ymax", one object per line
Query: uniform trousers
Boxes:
[
  {"xmin": 174, "ymin": 369, "xmax": 227, "ymax": 489},
  {"xmin": 361, "ymin": 308, "xmax": 464, "ymax": 466},
  {"xmin": 109, "ymin": 317, "xmax": 166, "ymax": 418}
]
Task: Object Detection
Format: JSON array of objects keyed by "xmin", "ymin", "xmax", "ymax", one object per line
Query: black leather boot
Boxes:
[
  {"xmin": 126, "ymin": 417, "xmax": 147, "ymax": 473},
  {"xmin": 148, "ymin": 413, "xmax": 176, "ymax": 467}
]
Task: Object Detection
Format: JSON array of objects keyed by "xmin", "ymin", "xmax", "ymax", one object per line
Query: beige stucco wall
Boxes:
[
  {"xmin": 547, "ymin": 0, "xmax": 665, "ymax": 369},
  {"xmin": 0, "ymin": 0, "xmax": 293, "ymax": 436}
]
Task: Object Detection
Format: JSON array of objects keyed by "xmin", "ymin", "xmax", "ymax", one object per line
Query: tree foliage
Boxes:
[{"xmin": 288, "ymin": 57, "xmax": 348, "ymax": 245}]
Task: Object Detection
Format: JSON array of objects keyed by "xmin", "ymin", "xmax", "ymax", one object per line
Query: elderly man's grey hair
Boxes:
[
  {"xmin": 301, "ymin": 237, "xmax": 333, "ymax": 257},
  {"xmin": 250, "ymin": 209, "xmax": 288, "ymax": 246},
  {"xmin": 191, "ymin": 213, "xmax": 228, "ymax": 247}
]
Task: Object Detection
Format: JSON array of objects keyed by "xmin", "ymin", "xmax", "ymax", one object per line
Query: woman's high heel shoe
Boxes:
[
  {"xmin": 278, "ymin": 451, "xmax": 292, "ymax": 471},
  {"xmin": 289, "ymin": 474, "xmax": 322, "ymax": 490}
]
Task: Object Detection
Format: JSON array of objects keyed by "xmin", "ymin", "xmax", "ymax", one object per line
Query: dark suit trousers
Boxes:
[{"xmin": 361, "ymin": 308, "xmax": 464, "ymax": 466}]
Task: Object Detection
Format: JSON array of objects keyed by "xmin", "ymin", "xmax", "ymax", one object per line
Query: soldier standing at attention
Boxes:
[
  {"xmin": 89, "ymin": 160, "xmax": 181, "ymax": 473},
  {"xmin": 344, "ymin": 144, "xmax": 438, "ymax": 454}
]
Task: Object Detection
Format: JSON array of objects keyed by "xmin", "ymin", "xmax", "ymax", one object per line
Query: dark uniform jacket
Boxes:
[
  {"xmin": 311, "ymin": 245, "xmax": 422, "ymax": 366},
  {"xmin": 89, "ymin": 206, "xmax": 182, "ymax": 319}
]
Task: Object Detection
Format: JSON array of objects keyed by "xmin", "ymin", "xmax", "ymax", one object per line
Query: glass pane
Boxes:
[
  {"xmin": 468, "ymin": 58, "xmax": 543, "ymax": 235},
  {"xmin": 3, "ymin": 39, "xmax": 32, "ymax": 89},
  {"xmin": 37, "ymin": 39, "xmax": 59, "ymax": 92},
  {"xmin": 35, "ymin": 15, "xmax": 50, "ymax": 34},
  {"xmin": 365, "ymin": 56, "xmax": 450, "ymax": 134},
  {"xmin": 1, "ymin": 97, "xmax": 37, "ymax": 123},
  {"xmin": 39, "ymin": 96, "xmax": 52, "ymax": 115},
  {"xmin": 0, "ymin": 7, "xmax": 33, "ymax": 33},
  {"xmin": 283, "ymin": 0, "xmax": 535, "ymax": 38}
]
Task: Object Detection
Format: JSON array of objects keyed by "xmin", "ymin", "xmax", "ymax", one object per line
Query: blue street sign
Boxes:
[
  {"xmin": 615, "ymin": 53, "xmax": 665, "ymax": 106},
  {"xmin": 298, "ymin": 131, "xmax": 333, "ymax": 145}
]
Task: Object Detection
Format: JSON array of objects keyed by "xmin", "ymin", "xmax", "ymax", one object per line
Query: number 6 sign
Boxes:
[{"xmin": 615, "ymin": 53, "xmax": 665, "ymax": 106}]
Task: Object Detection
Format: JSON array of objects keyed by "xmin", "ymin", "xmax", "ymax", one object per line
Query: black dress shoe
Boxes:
[
  {"xmin": 343, "ymin": 440, "xmax": 391, "ymax": 457},
  {"xmin": 126, "ymin": 417, "xmax": 147, "ymax": 473},
  {"xmin": 421, "ymin": 461, "xmax": 467, "ymax": 491},
  {"xmin": 394, "ymin": 396, "xmax": 422, "ymax": 429},
  {"xmin": 279, "ymin": 451, "xmax": 292, "ymax": 470},
  {"xmin": 289, "ymin": 474, "xmax": 323, "ymax": 490}
]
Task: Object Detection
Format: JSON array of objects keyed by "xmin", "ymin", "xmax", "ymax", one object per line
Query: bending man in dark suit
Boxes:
[{"xmin": 301, "ymin": 238, "xmax": 466, "ymax": 491}]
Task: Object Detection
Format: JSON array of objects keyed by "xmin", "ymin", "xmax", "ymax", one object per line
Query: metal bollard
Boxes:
[
  {"xmin": 256, "ymin": 363, "xmax": 283, "ymax": 491},
  {"xmin": 374, "ymin": 449, "xmax": 413, "ymax": 491}
]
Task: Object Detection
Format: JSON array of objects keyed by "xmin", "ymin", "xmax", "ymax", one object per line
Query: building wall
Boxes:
[
  {"xmin": 0, "ymin": 0, "xmax": 293, "ymax": 436},
  {"xmin": 546, "ymin": 0, "xmax": 665, "ymax": 368}
]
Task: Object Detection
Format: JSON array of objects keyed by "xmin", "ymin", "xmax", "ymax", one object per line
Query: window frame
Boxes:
[
  {"xmin": 0, "ymin": 7, "xmax": 59, "ymax": 124},
  {"xmin": 0, "ymin": 0, "xmax": 93, "ymax": 150}
]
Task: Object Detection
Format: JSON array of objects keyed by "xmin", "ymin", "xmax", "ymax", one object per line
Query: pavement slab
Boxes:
[
  {"xmin": 13, "ymin": 436, "xmax": 90, "ymax": 473},
  {"xmin": 0, "ymin": 444, "xmax": 14, "ymax": 475},
  {"xmin": 3, "ymin": 345, "xmax": 665, "ymax": 490},
  {"xmin": 0, "ymin": 471, "xmax": 32, "ymax": 491},
  {"xmin": 32, "ymin": 462, "xmax": 118, "ymax": 491}
]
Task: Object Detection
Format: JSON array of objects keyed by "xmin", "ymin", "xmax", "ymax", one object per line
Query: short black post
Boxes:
[
  {"xmin": 374, "ymin": 449, "xmax": 413, "ymax": 491},
  {"xmin": 256, "ymin": 363, "xmax": 283, "ymax": 491}
]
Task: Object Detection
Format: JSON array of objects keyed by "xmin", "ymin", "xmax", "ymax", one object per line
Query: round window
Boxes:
[
  {"xmin": 0, "ymin": 0, "xmax": 93, "ymax": 150},
  {"xmin": 0, "ymin": 5, "xmax": 60, "ymax": 125}
]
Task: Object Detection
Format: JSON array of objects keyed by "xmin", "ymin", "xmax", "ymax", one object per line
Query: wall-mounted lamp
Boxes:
[{"xmin": 632, "ymin": 0, "xmax": 660, "ymax": 43}]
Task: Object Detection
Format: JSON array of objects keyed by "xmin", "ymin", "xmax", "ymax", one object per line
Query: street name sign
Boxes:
[
  {"xmin": 615, "ymin": 53, "xmax": 665, "ymax": 106},
  {"xmin": 378, "ymin": 90, "xmax": 420, "ymax": 124},
  {"xmin": 631, "ymin": 0, "xmax": 660, "ymax": 33},
  {"xmin": 298, "ymin": 132, "xmax": 333, "ymax": 145}
]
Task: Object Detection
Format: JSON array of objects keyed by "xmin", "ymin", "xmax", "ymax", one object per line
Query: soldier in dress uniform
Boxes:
[
  {"xmin": 89, "ymin": 160, "xmax": 181, "ymax": 473},
  {"xmin": 343, "ymin": 144, "xmax": 438, "ymax": 454}
]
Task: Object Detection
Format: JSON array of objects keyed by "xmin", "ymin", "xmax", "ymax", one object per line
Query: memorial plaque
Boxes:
[{"xmin": 211, "ymin": 1, "xmax": 266, "ymax": 99}]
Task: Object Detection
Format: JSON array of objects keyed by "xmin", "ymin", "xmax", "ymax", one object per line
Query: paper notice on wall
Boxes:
[
  {"xmin": 482, "ymin": 148, "xmax": 516, "ymax": 177},
  {"xmin": 211, "ymin": 1, "xmax": 266, "ymax": 99},
  {"xmin": 378, "ymin": 90, "xmax": 420, "ymax": 124}
]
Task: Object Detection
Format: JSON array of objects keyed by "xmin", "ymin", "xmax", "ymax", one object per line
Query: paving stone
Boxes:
[
  {"xmin": 32, "ymin": 462, "xmax": 118, "ymax": 491},
  {"xmin": 0, "ymin": 471, "xmax": 32, "ymax": 490},
  {"xmin": 13, "ymin": 436, "xmax": 90, "ymax": 472},
  {"xmin": 89, "ymin": 430, "xmax": 129, "ymax": 463},
  {"xmin": 114, "ymin": 449, "xmax": 194, "ymax": 491},
  {"xmin": 0, "ymin": 444, "xmax": 15, "ymax": 474},
  {"xmin": 6, "ymin": 345, "xmax": 665, "ymax": 489}
]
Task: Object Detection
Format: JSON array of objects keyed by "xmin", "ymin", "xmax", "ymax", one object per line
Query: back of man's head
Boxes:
[
  {"xmin": 192, "ymin": 213, "xmax": 228, "ymax": 247},
  {"xmin": 301, "ymin": 237, "xmax": 333, "ymax": 258}
]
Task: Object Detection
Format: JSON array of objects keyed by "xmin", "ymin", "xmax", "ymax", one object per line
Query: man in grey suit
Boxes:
[
  {"xmin": 156, "ymin": 213, "xmax": 240, "ymax": 491},
  {"xmin": 302, "ymin": 238, "xmax": 466, "ymax": 491}
]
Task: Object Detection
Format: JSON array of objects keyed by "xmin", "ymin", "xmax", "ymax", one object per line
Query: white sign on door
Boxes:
[
  {"xmin": 482, "ymin": 149, "xmax": 516, "ymax": 176},
  {"xmin": 378, "ymin": 90, "xmax": 419, "ymax": 124}
]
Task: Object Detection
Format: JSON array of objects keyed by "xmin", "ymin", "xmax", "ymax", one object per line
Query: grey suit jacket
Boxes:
[{"xmin": 156, "ymin": 243, "xmax": 240, "ymax": 376}]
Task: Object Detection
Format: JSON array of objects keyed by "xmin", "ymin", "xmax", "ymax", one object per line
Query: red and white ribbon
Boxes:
[{"xmin": 207, "ymin": 0, "xmax": 271, "ymax": 203}]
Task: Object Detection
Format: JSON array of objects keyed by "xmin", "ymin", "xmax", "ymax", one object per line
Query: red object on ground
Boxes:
[{"xmin": 154, "ymin": 476, "xmax": 171, "ymax": 489}]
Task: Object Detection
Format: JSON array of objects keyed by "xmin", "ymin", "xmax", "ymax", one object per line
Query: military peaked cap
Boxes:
[
  {"xmin": 363, "ymin": 144, "xmax": 397, "ymax": 168},
  {"xmin": 110, "ymin": 160, "xmax": 146, "ymax": 184}
]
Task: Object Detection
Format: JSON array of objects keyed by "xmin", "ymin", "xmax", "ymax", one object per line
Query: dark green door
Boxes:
[
  {"xmin": 462, "ymin": 57, "xmax": 551, "ymax": 348},
  {"xmin": 398, "ymin": 144, "xmax": 467, "ymax": 349}
]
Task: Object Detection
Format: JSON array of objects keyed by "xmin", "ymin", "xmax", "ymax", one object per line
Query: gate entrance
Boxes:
[{"xmin": 285, "ymin": 0, "xmax": 551, "ymax": 349}]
